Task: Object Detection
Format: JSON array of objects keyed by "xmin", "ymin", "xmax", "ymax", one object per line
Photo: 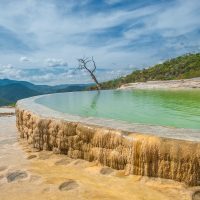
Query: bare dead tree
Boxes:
[{"xmin": 77, "ymin": 57, "xmax": 101, "ymax": 90}]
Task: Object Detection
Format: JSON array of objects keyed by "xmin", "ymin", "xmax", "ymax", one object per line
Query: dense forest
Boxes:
[{"xmin": 91, "ymin": 53, "xmax": 200, "ymax": 90}]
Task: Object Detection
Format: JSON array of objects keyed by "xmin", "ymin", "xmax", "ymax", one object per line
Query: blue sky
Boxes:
[{"xmin": 0, "ymin": 0, "xmax": 200, "ymax": 85}]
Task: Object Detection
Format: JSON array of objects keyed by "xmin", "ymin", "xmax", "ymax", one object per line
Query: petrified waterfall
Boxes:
[{"xmin": 16, "ymin": 107, "xmax": 200, "ymax": 186}]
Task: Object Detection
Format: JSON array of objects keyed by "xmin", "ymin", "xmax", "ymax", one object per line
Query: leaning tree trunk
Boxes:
[
  {"xmin": 90, "ymin": 72, "xmax": 101, "ymax": 90},
  {"xmin": 77, "ymin": 57, "xmax": 101, "ymax": 91}
]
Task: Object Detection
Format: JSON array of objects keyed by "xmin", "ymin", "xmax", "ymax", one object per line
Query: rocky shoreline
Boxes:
[{"xmin": 119, "ymin": 78, "xmax": 200, "ymax": 90}]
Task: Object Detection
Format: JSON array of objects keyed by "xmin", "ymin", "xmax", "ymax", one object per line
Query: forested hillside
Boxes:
[
  {"xmin": 97, "ymin": 53, "xmax": 200, "ymax": 89},
  {"xmin": 0, "ymin": 79, "xmax": 91, "ymax": 106}
]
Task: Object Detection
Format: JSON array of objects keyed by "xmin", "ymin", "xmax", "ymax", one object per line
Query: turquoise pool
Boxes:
[{"xmin": 36, "ymin": 89, "xmax": 200, "ymax": 129}]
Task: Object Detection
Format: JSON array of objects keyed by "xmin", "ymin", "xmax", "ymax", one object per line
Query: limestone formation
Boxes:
[
  {"xmin": 55, "ymin": 158, "xmax": 72, "ymax": 166},
  {"xmin": 6, "ymin": 170, "xmax": 28, "ymax": 182},
  {"xmin": 27, "ymin": 155, "xmax": 37, "ymax": 159},
  {"xmin": 59, "ymin": 179, "xmax": 79, "ymax": 191},
  {"xmin": 100, "ymin": 167, "xmax": 114, "ymax": 175},
  {"xmin": 0, "ymin": 166, "xmax": 7, "ymax": 172},
  {"xmin": 119, "ymin": 78, "xmax": 200, "ymax": 90},
  {"xmin": 193, "ymin": 191, "xmax": 200, "ymax": 200},
  {"xmin": 16, "ymin": 107, "xmax": 200, "ymax": 186}
]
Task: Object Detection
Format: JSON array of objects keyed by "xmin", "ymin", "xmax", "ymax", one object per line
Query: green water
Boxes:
[{"xmin": 36, "ymin": 90, "xmax": 200, "ymax": 129}]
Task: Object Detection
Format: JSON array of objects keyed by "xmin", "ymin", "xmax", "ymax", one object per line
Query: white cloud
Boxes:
[
  {"xmin": 29, "ymin": 73, "xmax": 57, "ymax": 83},
  {"xmin": 1, "ymin": 64, "xmax": 14, "ymax": 69},
  {"xmin": 0, "ymin": 64, "xmax": 21, "ymax": 80},
  {"xmin": 0, "ymin": 0, "xmax": 199, "ymax": 84},
  {"xmin": 154, "ymin": 0, "xmax": 200, "ymax": 32},
  {"xmin": 45, "ymin": 58, "xmax": 68, "ymax": 67},
  {"xmin": 20, "ymin": 56, "xmax": 30, "ymax": 62},
  {"xmin": 123, "ymin": 0, "xmax": 200, "ymax": 40}
]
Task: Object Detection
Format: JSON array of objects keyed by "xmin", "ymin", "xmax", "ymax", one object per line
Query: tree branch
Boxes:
[
  {"xmin": 91, "ymin": 56, "xmax": 96, "ymax": 73},
  {"xmin": 77, "ymin": 56, "xmax": 101, "ymax": 90}
]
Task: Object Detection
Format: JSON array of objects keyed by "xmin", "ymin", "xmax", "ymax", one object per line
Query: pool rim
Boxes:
[{"xmin": 16, "ymin": 92, "xmax": 200, "ymax": 142}]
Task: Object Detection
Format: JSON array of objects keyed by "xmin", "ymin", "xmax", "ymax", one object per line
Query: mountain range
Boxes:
[{"xmin": 0, "ymin": 79, "xmax": 92, "ymax": 106}]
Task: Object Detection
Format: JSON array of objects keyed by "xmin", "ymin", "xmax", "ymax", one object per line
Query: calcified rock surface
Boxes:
[
  {"xmin": 119, "ymin": 78, "xmax": 200, "ymax": 90},
  {"xmin": 2, "ymin": 112, "xmax": 198, "ymax": 200},
  {"xmin": 0, "ymin": 107, "xmax": 15, "ymax": 117},
  {"xmin": 16, "ymin": 99, "xmax": 200, "ymax": 186}
]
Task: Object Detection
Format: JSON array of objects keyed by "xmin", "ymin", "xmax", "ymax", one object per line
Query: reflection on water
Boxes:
[
  {"xmin": 90, "ymin": 91, "xmax": 100, "ymax": 109},
  {"xmin": 85, "ymin": 91, "xmax": 100, "ymax": 114},
  {"xmin": 36, "ymin": 89, "xmax": 200, "ymax": 129}
]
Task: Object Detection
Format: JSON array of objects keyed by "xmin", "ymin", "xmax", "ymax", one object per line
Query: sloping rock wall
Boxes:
[{"xmin": 16, "ymin": 107, "xmax": 200, "ymax": 186}]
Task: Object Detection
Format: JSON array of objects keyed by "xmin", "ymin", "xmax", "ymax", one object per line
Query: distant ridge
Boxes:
[
  {"xmin": 95, "ymin": 53, "xmax": 200, "ymax": 89},
  {"xmin": 0, "ymin": 83, "xmax": 40, "ymax": 103},
  {"xmin": 0, "ymin": 79, "xmax": 92, "ymax": 106}
]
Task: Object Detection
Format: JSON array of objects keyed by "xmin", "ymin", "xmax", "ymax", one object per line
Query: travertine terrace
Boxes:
[
  {"xmin": 16, "ymin": 95, "xmax": 200, "ymax": 186},
  {"xmin": 119, "ymin": 78, "xmax": 200, "ymax": 90}
]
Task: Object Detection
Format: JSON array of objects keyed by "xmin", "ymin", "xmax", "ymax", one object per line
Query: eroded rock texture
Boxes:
[{"xmin": 16, "ymin": 107, "xmax": 200, "ymax": 186}]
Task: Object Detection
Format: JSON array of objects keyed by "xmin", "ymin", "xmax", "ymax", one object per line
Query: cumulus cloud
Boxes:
[
  {"xmin": 0, "ymin": 64, "xmax": 22, "ymax": 80},
  {"xmin": 20, "ymin": 56, "xmax": 30, "ymax": 62},
  {"xmin": 0, "ymin": 0, "xmax": 199, "ymax": 84},
  {"xmin": 1, "ymin": 64, "xmax": 14, "ymax": 69},
  {"xmin": 45, "ymin": 58, "xmax": 68, "ymax": 67}
]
